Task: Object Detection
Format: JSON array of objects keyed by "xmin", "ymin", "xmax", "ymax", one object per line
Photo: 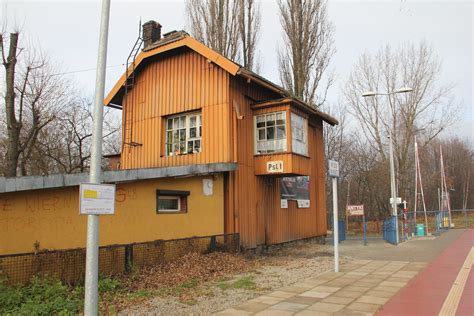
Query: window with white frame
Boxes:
[
  {"xmin": 165, "ymin": 112, "xmax": 202, "ymax": 156},
  {"xmin": 255, "ymin": 111, "xmax": 287, "ymax": 154},
  {"xmin": 156, "ymin": 190, "xmax": 189, "ymax": 213},
  {"xmin": 291, "ymin": 112, "xmax": 308, "ymax": 156}
]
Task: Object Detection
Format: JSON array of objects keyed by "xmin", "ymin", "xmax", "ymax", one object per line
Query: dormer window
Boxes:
[
  {"xmin": 255, "ymin": 111, "xmax": 287, "ymax": 154},
  {"xmin": 165, "ymin": 112, "xmax": 202, "ymax": 156}
]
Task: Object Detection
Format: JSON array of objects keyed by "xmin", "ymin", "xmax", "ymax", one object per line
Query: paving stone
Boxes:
[
  {"xmin": 318, "ymin": 272, "xmax": 344, "ymax": 280},
  {"xmin": 392, "ymin": 270, "xmax": 418, "ymax": 277},
  {"xmin": 344, "ymin": 285, "xmax": 371, "ymax": 292},
  {"xmin": 352, "ymin": 259, "xmax": 372, "ymax": 265},
  {"xmin": 303, "ymin": 278, "xmax": 332, "ymax": 286},
  {"xmin": 308, "ymin": 302, "xmax": 345, "ymax": 312},
  {"xmin": 385, "ymin": 276, "xmax": 412, "ymax": 283},
  {"xmin": 285, "ymin": 295, "xmax": 321, "ymax": 305},
  {"xmin": 365, "ymin": 290, "xmax": 396, "ymax": 299},
  {"xmin": 267, "ymin": 291, "xmax": 296, "ymax": 299},
  {"xmin": 371, "ymin": 285, "xmax": 402, "ymax": 293},
  {"xmin": 335, "ymin": 310, "xmax": 373, "ymax": 316},
  {"xmin": 311, "ymin": 285, "xmax": 341, "ymax": 293},
  {"xmin": 279, "ymin": 285, "xmax": 314, "ymax": 293},
  {"xmin": 271, "ymin": 302, "xmax": 308, "ymax": 312},
  {"xmin": 346, "ymin": 271, "xmax": 370, "ymax": 276},
  {"xmin": 354, "ymin": 280, "xmax": 381, "ymax": 287},
  {"xmin": 300, "ymin": 290, "xmax": 331, "ymax": 298},
  {"xmin": 255, "ymin": 296, "xmax": 285, "ymax": 305},
  {"xmin": 234, "ymin": 302, "xmax": 270, "ymax": 313},
  {"xmin": 356, "ymin": 295, "xmax": 390, "ymax": 305},
  {"xmin": 347, "ymin": 302, "xmax": 381, "ymax": 313},
  {"xmin": 295, "ymin": 310, "xmax": 332, "ymax": 316},
  {"xmin": 379, "ymin": 280, "xmax": 407, "ymax": 287},
  {"xmin": 324, "ymin": 279, "xmax": 356, "ymax": 287},
  {"xmin": 332, "ymin": 290, "xmax": 363, "ymax": 299},
  {"xmin": 215, "ymin": 308, "xmax": 252, "ymax": 315},
  {"xmin": 322, "ymin": 295, "xmax": 355, "ymax": 305},
  {"xmin": 255, "ymin": 310, "xmax": 294, "ymax": 316}
]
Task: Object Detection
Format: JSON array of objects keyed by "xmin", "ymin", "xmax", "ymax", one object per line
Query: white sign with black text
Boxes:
[
  {"xmin": 281, "ymin": 199, "xmax": 288, "ymax": 209},
  {"xmin": 267, "ymin": 160, "xmax": 284, "ymax": 173},
  {"xmin": 328, "ymin": 160, "xmax": 339, "ymax": 178},
  {"xmin": 79, "ymin": 183, "xmax": 116, "ymax": 215},
  {"xmin": 297, "ymin": 200, "xmax": 310, "ymax": 208}
]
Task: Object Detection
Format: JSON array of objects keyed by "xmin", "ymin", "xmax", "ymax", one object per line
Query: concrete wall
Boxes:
[{"xmin": 0, "ymin": 175, "xmax": 224, "ymax": 255}]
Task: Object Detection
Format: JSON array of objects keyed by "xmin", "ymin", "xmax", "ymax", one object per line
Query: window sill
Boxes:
[
  {"xmin": 161, "ymin": 152, "xmax": 202, "ymax": 158},
  {"xmin": 156, "ymin": 210, "xmax": 188, "ymax": 215},
  {"xmin": 253, "ymin": 151, "xmax": 309, "ymax": 158}
]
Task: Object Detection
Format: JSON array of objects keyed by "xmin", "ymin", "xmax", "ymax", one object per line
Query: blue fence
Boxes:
[
  {"xmin": 330, "ymin": 220, "xmax": 346, "ymax": 244},
  {"xmin": 383, "ymin": 216, "xmax": 398, "ymax": 245}
]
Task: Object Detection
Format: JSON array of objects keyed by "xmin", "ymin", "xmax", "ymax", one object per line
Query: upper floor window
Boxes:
[
  {"xmin": 166, "ymin": 112, "xmax": 202, "ymax": 156},
  {"xmin": 291, "ymin": 112, "xmax": 308, "ymax": 156},
  {"xmin": 255, "ymin": 111, "xmax": 287, "ymax": 154}
]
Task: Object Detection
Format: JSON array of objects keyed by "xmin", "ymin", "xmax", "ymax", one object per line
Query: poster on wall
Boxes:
[
  {"xmin": 297, "ymin": 200, "xmax": 310, "ymax": 208},
  {"xmin": 280, "ymin": 176, "xmax": 310, "ymax": 203},
  {"xmin": 281, "ymin": 199, "xmax": 288, "ymax": 208}
]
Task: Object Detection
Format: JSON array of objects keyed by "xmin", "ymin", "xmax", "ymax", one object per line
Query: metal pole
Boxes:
[
  {"xmin": 84, "ymin": 0, "xmax": 111, "ymax": 315},
  {"xmin": 332, "ymin": 177, "xmax": 339, "ymax": 272},
  {"xmin": 388, "ymin": 128, "xmax": 399, "ymax": 244}
]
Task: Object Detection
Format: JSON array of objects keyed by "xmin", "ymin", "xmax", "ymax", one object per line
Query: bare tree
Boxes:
[
  {"xmin": 185, "ymin": 0, "xmax": 261, "ymax": 71},
  {"xmin": 277, "ymin": 0, "xmax": 335, "ymax": 107},
  {"xmin": 33, "ymin": 98, "xmax": 120, "ymax": 175},
  {"xmin": 186, "ymin": 0, "xmax": 240, "ymax": 61},
  {"xmin": 1, "ymin": 31, "xmax": 68, "ymax": 176},
  {"xmin": 238, "ymin": 0, "xmax": 261, "ymax": 71},
  {"xmin": 344, "ymin": 41, "xmax": 457, "ymax": 199}
]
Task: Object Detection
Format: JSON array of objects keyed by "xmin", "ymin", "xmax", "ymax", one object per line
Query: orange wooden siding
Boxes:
[
  {"xmin": 120, "ymin": 48, "xmax": 231, "ymax": 169},
  {"xmin": 226, "ymin": 78, "xmax": 328, "ymax": 248}
]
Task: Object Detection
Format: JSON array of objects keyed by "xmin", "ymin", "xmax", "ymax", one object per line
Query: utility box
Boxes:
[{"xmin": 417, "ymin": 224, "xmax": 425, "ymax": 236}]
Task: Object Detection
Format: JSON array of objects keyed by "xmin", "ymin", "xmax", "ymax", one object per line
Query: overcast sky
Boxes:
[{"xmin": 2, "ymin": 0, "xmax": 473, "ymax": 140}]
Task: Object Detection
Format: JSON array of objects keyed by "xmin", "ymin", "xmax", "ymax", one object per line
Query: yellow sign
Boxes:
[{"xmin": 83, "ymin": 190, "xmax": 98, "ymax": 199}]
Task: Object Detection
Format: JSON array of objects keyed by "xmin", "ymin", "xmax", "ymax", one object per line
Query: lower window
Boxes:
[{"xmin": 156, "ymin": 190, "xmax": 189, "ymax": 213}]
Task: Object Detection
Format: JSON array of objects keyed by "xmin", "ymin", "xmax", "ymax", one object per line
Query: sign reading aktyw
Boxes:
[
  {"xmin": 79, "ymin": 183, "xmax": 116, "ymax": 215},
  {"xmin": 267, "ymin": 160, "xmax": 284, "ymax": 173},
  {"xmin": 346, "ymin": 204, "xmax": 364, "ymax": 216}
]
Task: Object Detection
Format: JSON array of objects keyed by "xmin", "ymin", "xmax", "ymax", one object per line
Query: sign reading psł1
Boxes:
[
  {"xmin": 328, "ymin": 160, "xmax": 339, "ymax": 178},
  {"xmin": 267, "ymin": 160, "xmax": 284, "ymax": 173},
  {"xmin": 79, "ymin": 183, "xmax": 116, "ymax": 215}
]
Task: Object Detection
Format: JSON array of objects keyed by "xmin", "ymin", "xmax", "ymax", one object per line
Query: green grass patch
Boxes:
[
  {"xmin": 217, "ymin": 275, "xmax": 256, "ymax": 291},
  {"xmin": 0, "ymin": 276, "xmax": 82, "ymax": 315}
]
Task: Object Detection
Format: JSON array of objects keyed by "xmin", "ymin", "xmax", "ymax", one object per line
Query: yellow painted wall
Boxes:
[{"xmin": 0, "ymin": 175, "xmax": 224, "ymax": 255}]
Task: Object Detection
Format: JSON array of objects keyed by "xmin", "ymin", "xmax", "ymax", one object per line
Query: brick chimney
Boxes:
[{"xmin": 142, "ymin": 20, "xmax": 162, "ymax": 49}]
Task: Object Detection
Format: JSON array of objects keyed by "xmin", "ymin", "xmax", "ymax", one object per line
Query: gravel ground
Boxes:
[{"xmin": 120, "ymin": 240, "xmax": 350, "ymax": 315}]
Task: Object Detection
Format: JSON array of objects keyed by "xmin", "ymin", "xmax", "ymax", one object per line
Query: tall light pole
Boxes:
[{"xmin": 362, "ymin": 87, "xmax": 413, "ymax": 245}]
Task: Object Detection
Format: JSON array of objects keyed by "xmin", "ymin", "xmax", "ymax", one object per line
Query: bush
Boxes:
[{"xmin": 0, "ymin": 276, "xmax": 82, "ymax": 315}]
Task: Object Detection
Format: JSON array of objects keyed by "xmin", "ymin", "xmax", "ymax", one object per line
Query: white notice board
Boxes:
[{"xmin": 79, "ymin": 183, "xmax": 116, "ymax": 215}]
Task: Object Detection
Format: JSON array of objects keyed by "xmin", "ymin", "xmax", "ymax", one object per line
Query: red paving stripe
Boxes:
[
  {"xmin": 377, "ymin": 230, "xmax": 474, "ymax": 316},
  {"xmin": 456, "ymin": 264, "xmax": 474, "ymax": 316}
]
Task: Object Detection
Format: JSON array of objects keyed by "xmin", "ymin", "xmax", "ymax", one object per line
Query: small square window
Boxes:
[{"xmin": 156, "ymin": 190, "xmax": 189, "ymax": 214}]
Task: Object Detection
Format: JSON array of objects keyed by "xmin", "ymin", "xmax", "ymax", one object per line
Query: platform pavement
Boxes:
[{"xmin": 215, "ymin": 229, "xmax": 473, "ymax": 316}]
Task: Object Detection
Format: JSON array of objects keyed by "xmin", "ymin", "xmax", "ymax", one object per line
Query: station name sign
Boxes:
[
  {"xmin": 346, "ymin": 204, "xmax": 364, "ymax": 216},
  {"xmin": 267, "ymin": 160, "xmax": 284, "ymax": 173}
]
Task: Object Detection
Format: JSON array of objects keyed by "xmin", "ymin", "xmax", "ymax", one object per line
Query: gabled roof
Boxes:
[
  {"xmin": 105, "ymin": 32, "xmax": 240, "ymax": 106},
  {"xmin": 104, "ymin": 32, "xmax": 338, "ymax": 126}
]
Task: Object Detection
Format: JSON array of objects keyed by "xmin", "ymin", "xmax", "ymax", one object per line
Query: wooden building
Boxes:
[{"xmin": 105, "ymin": 21, "xmax": 338, "ymax": 249}]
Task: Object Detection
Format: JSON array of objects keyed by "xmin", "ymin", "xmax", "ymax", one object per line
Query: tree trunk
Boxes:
[{"xmin": 3, "ymin": 33, "xmax": 20, "ymax": 177}]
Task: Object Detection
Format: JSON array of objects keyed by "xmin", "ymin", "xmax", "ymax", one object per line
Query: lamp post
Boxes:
[{"xmin": 362, "ymin": 87, "xmax": 413, "ymax": 245}]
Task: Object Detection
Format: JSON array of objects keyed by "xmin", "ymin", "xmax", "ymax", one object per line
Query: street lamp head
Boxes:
[
  {"xmin": 362, "ymin": 91, "xmax": 377, "ymax": 97},
  {"xmin": 394, "ymin": 87, "xmax": 413, "ymax": 94}
]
